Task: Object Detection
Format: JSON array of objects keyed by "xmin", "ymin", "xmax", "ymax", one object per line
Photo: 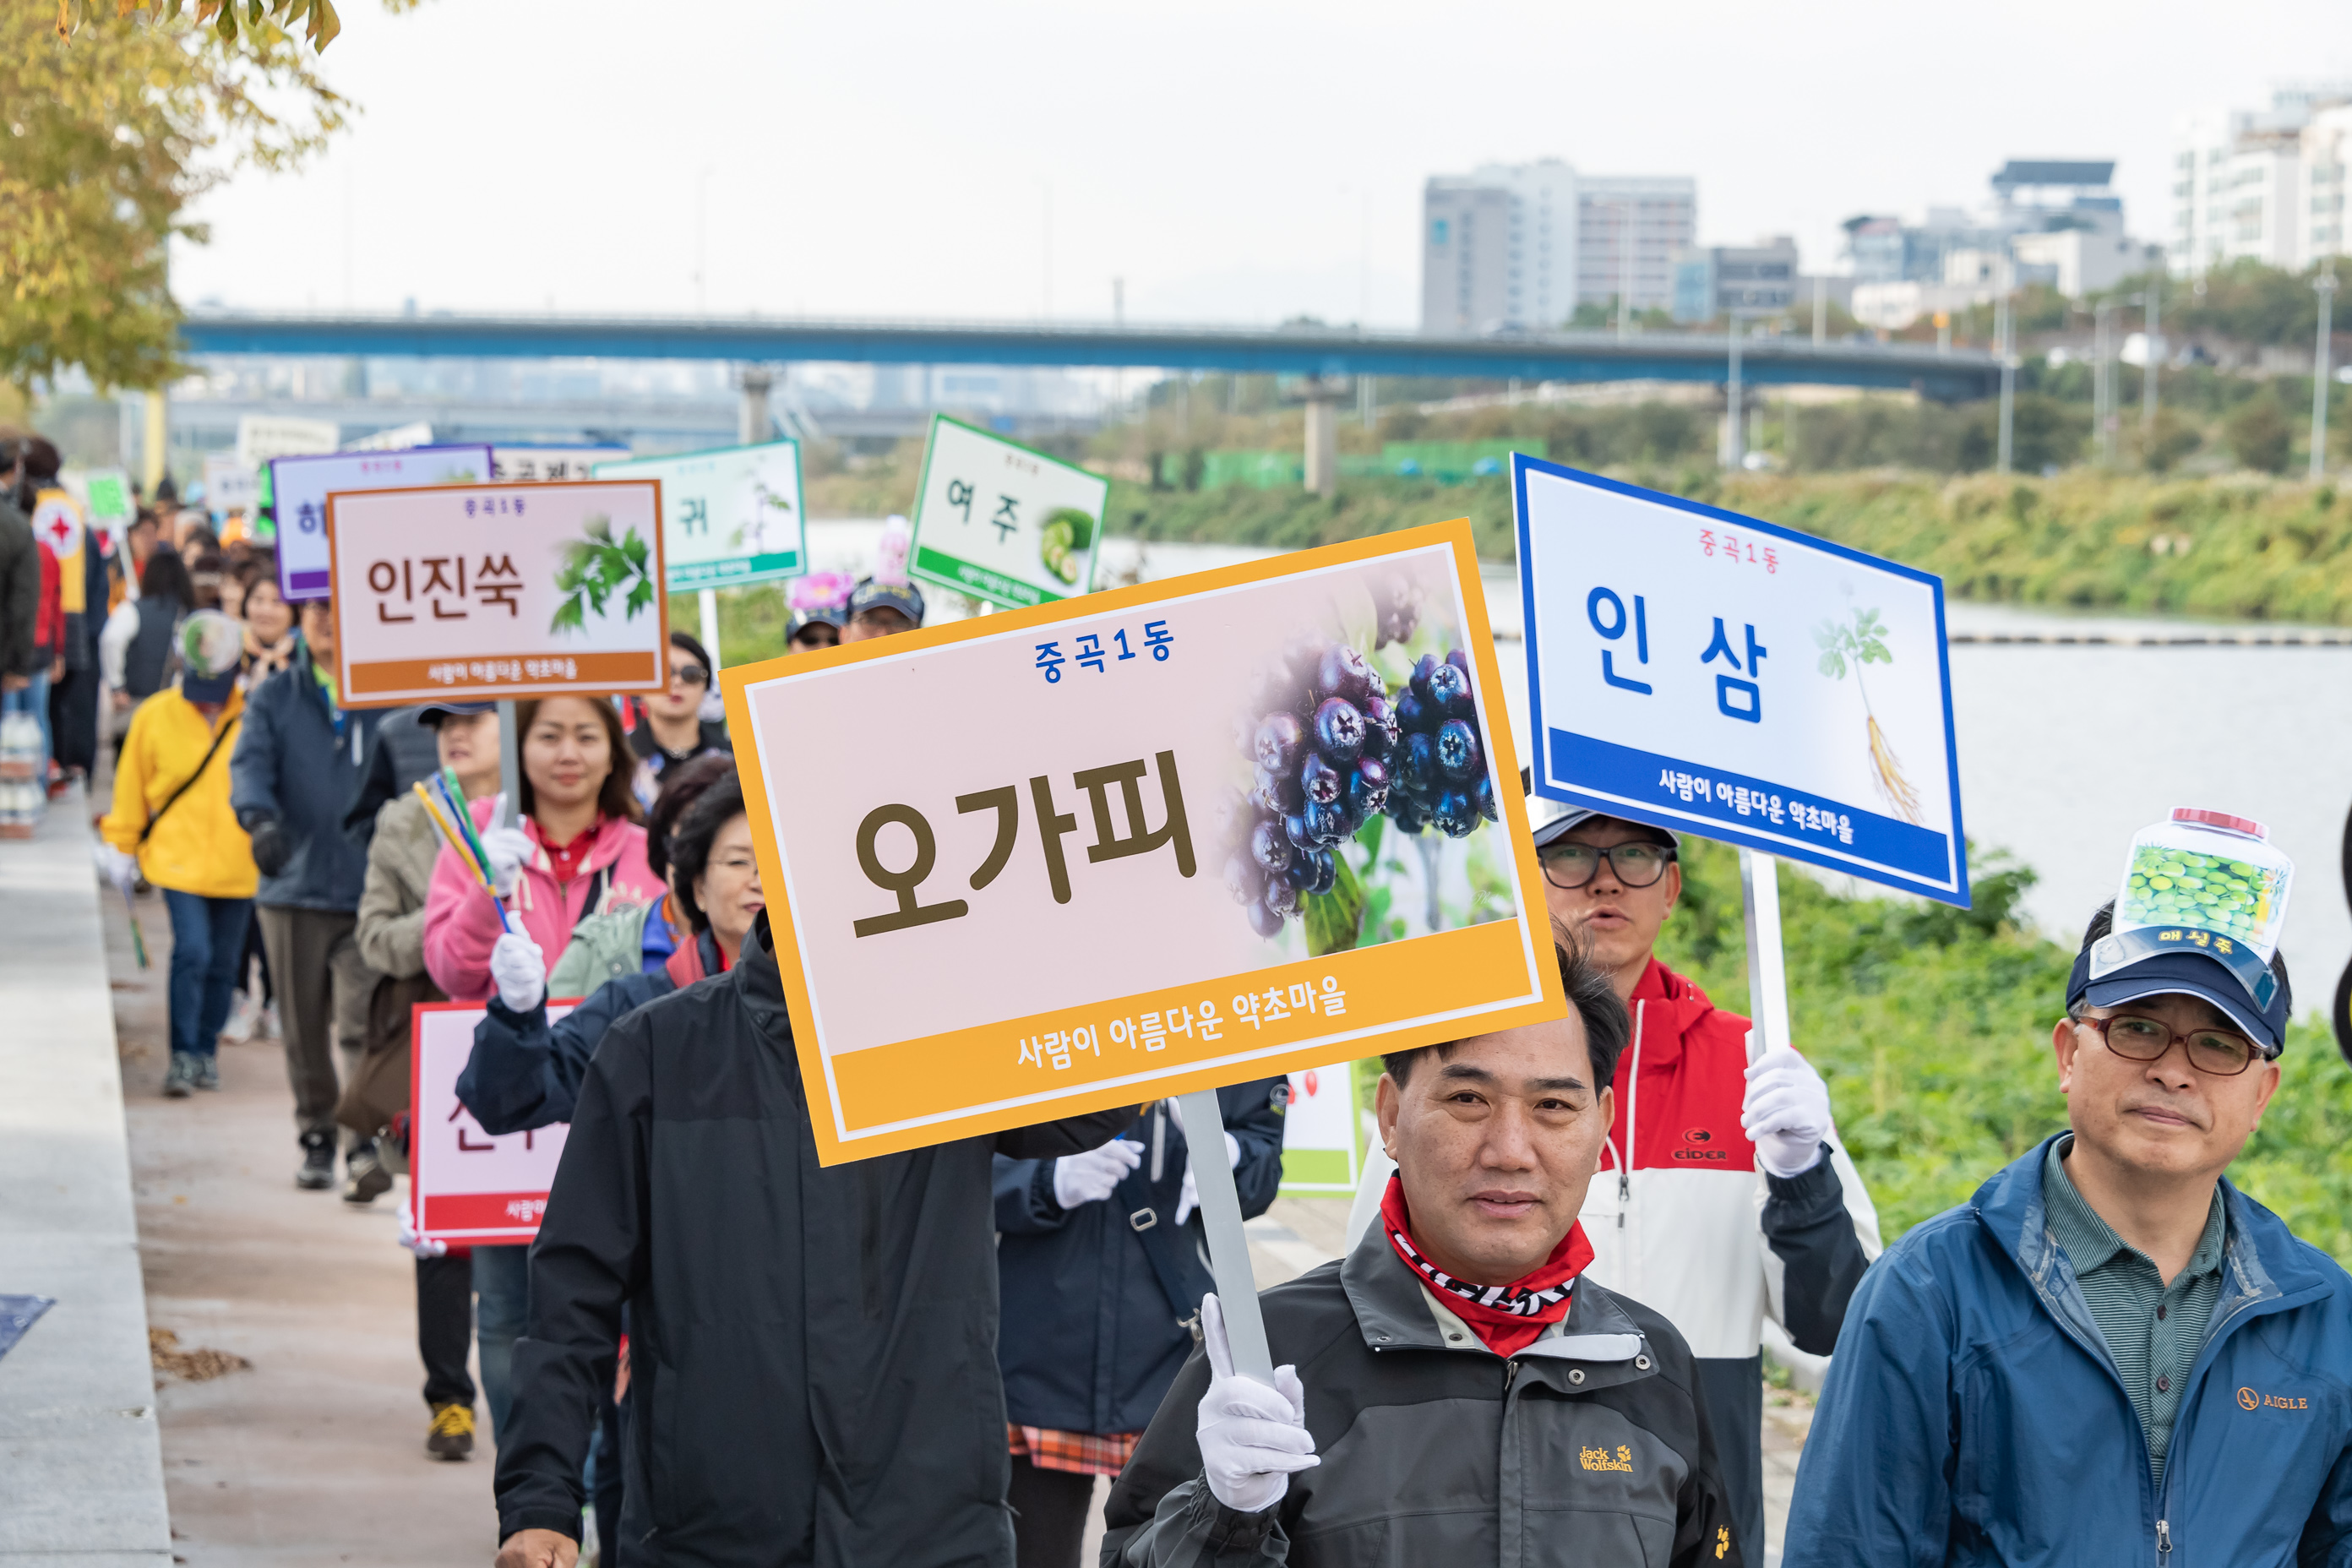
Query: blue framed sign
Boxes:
[{"xmin": 1514, "ymin": 453, "xmax": 1969, "ymax": 906}]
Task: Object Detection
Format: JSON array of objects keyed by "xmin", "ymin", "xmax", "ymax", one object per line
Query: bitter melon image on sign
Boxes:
[{"xmin": 1038, "ymin": 508, "xmax": 1095, "ymax": 587}]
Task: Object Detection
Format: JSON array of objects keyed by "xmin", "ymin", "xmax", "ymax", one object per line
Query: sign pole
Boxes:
[
  {"xmin": 698, "ymin": 587, "xmax": 722, "ymax": 668},
  {"xmin": 497, "ymin": 699, "xmax": 523, "ymax": 830},
  {"xmin": 1739, "ymin": 849, "xmax": 1794, "ymax": 1064},
  {"xmin": 1173, "ymin": 1089, "xmax": 1273, "ymax": 1385}
]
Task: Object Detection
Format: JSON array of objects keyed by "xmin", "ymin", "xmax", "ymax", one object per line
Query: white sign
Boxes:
[
  {"xmin": 343, "ymin": 421, "xmax": 438, "ymax": 453},
  {"xmin": 270, "ymin": 445, "xmax": 493, "ymax": 600},
  {"xmin": 1515, "ymin": 454, "xmax": 1968, "ymax": 905},
  {"xmin": 410, "ymin": 1001, "xmax": 576, "ymax": 1244},
  {"xmin": 908, "ymin": 415, "xmax": 1109, "ymax": 608},
  {"xmin": 492, "ymin": 445, "xmax": 630, "ymax": 484},
  {"xmin": 202, "ymin": 454, "xmax": 260, "ymax": 516},
  {"xmin": 1277, "ymin": 1063, "xmax": 1366, "ymax": 1197},
  {"xmin": 595, "ymin": 438, "xmax": 806, "ymax": 591},
  {"xmin": 236, "ymin": 413, "xmax": 339, "ymax": 471}
]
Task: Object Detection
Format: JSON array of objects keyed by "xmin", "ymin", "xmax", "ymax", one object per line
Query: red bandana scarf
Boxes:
[{"xmin": 1379, "ymin": 1173, "xmax": 1594, "ymax": 1358}]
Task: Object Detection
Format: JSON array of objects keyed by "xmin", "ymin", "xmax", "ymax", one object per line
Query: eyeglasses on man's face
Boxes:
[
  {"xmin": 2077, "ymin": 1011, "xmax": 2266, "ymax": 1076},
  {"xmin": 1538, "ymin": 840, "xmax": 1676, "ymax": 890}
]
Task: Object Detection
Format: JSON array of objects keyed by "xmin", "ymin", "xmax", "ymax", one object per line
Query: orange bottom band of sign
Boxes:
[
  {"xmin": 827, "ymin": 920, "xmax": 1541, "ymax": 1140},
  {"xmin": 348, "ymin": 651, "xmax": 659, "ymax": 698}
]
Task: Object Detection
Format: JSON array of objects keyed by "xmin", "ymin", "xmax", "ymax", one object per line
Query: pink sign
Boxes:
[{"xmin": 409, "ymin": 1000, "xmax": 577, "ymax": 1244}]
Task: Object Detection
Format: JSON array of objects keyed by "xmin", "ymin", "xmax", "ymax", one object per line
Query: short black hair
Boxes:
[
  {"xmin": 1382, "ymin": 932, "xmax": 1631, "ymax": 1095},
  {"xmin": 668, "ymin": 772, "xmax": 748, "ymax": 935},
  {"xmin": 645, "ymin": 752, "xmax": 735, "ymax": 884},
  {"xmin": 2073, "ymin": 899, "xmax": 2292, "ymax": 1020}
]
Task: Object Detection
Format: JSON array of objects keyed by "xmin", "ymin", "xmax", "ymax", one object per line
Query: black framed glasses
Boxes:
[
  {"xmin": 1538, "ymin": 841, "xmax": 1677, "ymax": 890},
  {"xmin": 669, "ymin": 663, "xmax": 710, "ymax": 688},
  {"xmin": 2078, "ymin": 1012, "xmax": 2265, "ymax": 1076}
]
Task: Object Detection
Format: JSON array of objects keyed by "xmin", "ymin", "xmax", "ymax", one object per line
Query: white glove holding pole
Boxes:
[
  {"xmin": 1051, "ymin": 1136, "xmax": 1142, "ymax": 1210},
  {"xmin": 1174, "ymin": 1131, "xmax": 1244, "ymax": 1226},
  {"xmin": 490, "ymin": 930, "xmax": 547, "ymax": 1014},
  {"xmin": 398, "ymin": 1204, "xmax": 447, "ymax": 1260},
  {"xmin": 476, "ymin": 797, "xmax": 534, "ymax": 899},
  {"xmin": 1740, "ymin": 1044, "xmax": 1832, "ymax": 1179},
  {"xmin": 1195, "ymin": 1293, "xmax": 1317, "ymax": 1513},
  {"xmin": 92, "ymin": 841, "xmax": 139, "ymax": 899}
]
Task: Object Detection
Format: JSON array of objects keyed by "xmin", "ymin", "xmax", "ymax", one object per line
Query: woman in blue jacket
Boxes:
[{"xmin": 993, "ymin": 1079, "xmax": 1288, "ymax": 1568}]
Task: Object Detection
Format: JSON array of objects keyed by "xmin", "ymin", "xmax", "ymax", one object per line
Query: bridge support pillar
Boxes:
[
  {"xmin": 1304, "ymin": 386, "xmax": 1339, "ymax": 498},
  {"xmin": 738, "ymin": 366, "xmax": 776, "ymax": 444}
]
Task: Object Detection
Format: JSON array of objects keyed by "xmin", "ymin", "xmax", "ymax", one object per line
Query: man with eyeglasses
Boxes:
[
  {"xmin": 841, "ymin": 576, "xmax": 924, "ymax": 643},
  {"xmin": 628, "ymin": 629, "xmax": 731, "ymax": 806},
  {"xmin": 1786, "ymin": 838, "xmax": 2352, "ymax": 1567},
  {"xmin": 1527, "ymin": 793, "xmax": 1880, "ymax": 1567}
]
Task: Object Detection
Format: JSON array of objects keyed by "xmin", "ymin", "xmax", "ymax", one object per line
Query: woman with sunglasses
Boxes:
[{"xmin": 627, "ymin": 629, "xmax": 730, "ymax": 809}]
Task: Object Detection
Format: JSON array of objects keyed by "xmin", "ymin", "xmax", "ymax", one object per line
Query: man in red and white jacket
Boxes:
[{"xmin": 1351, "ymin": 797, "xmax": 1879, "ymax": 1564}]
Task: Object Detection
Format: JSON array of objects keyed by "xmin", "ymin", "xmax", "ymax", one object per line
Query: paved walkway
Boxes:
[{"xmin": 96, "ymin": 837, "xmax": 500, "ymax": 1565}]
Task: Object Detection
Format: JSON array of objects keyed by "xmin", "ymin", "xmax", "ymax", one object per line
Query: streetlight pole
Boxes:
[
  {"xmin": 2313, "ymin": 266, "xmax": 2338, "ymax": 482},
  {"xmin": 2092, "ymin": 301, "xmax": 2113, "ymax": 466}
]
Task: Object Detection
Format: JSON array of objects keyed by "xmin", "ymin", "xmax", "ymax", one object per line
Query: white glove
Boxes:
[
  {"xmin": 490, "ymin": 930, "xmax": 547, "ymax": 1014},
  {"xmin": 93, "ymin": 841, "xmax": 139, "ymax": 898},
  {"xmin": 1195, "ymin": 1293, "xmax": 1317, "ymax": 1513},
  {"xmin": 1174, "ymin": 1131, "xmax": 1244, "ymax": 1226},
  {"xmin": 476, "ymin": 797, "xmax": 534, "ymax": 899},
  {"xmin": 398, "ymin": 1205, "xmax": 447, "ymax": 1260},
  {"xmin": 1740, "ymin": 1044, "xmax": 1832, "ymax": 1179},
  {"xmin": 1050, "ymin": 1137, "xmax": 1142, "ymax": 1210}
]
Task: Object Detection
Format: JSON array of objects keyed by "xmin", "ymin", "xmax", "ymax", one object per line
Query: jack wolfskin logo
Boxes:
[
  {"xmin": 1579, "ymin": 1444, "xmax": 1634, "ymax": 1473},
  {"xmin": 2239, "ymin": 1386, "xmax": 2308, "ymax": 1411},
  {"xmin": 1715, "ymin": 1526, "xmax": 1730, "ymax": 1560}
]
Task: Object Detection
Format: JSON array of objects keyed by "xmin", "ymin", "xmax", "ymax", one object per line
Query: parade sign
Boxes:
[
  {"xmin": 492, "ymin": 444, "xmax": 629, "ymax": 482},
  {"xmin": 410, "ymin": 1001, "xmax": 577, "ymax": 1244},
  {"xmin": 202, "ymin": 454, "xmax": 260, "ymax": 517},
  {"xmin": 907, "ymin": 415, "xmax": 1108, "ymax": 608},
  {"xmin": 724, "ymin": 519, "xmax": 1565, "ymax": 1165},
  {"xmin": 594, "ymin": 438, "xmax": 806, "ymax": 590},
  {"xmin": 325, "ymin": 478, "xmax": 669, "ymax": 706},
  {"xmin": 1277, "ymin": 1062, "xmax": 1368, "ymax": 1197},
  {"xmin": 271, "ymin": 446, "xmax": 493, "ymax": 599},
  {"xmin": 1515, "ymin": 455, "xmax": 1968, "ymax": 905}
]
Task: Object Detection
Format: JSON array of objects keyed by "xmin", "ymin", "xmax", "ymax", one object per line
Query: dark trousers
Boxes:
[
  {"xmin": 254, "ymin": 905, "xmax": 370, "ymax": 1139},
  {"xmin": 1009, "ymin": 1456, "xmax": 1097, "ymax": 1568},
  {"xmin": 417, "ymin": 1251, "xmax": 476, "ymax": 1409},
  {"xmin": 47, "ymin": 657, "xmax": 96, "ymax": 776},
  {"xmin": 474, "ymin": 1243, "xmax": 530, "ymax": 1446},
  {"xmin": 1698, "ymin": 1354, "xmax": 1766, "ymax": 1568},
  {"xmin": 161, "ymin": 890, "xmax": 252, "ymax": 1059},
  {"xmin": 593, "ymin": 1391, "xmax": 625, "ymax": 1565},
  {"xmin": 240, "ymin": 913, "xmax": 273, "ymax": 1005}
]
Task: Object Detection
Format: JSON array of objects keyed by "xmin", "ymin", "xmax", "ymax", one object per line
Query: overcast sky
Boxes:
[{"xmin": 172, "ymin": 0, "xmax": 2351, "ymax": 329}]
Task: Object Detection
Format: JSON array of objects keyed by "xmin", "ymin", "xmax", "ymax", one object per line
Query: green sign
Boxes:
[
  {"xmin": 594, "ymin": 438, "xmax": 806, "ymax": 591},
  {"xmin": 906, "ymin": 416, "xmax": 1109, "ymax": 608}
]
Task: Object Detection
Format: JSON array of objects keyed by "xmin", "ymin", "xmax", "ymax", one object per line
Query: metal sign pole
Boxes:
[
  {"xmin": 496, "ymin": 698, "xmax": 523, "ymax": 830},
  {"xmin": 698, "ymin": 586, "xmax": 722, "ymax": 668},
  {"xmin": 1174, "ymin": 1088, "xmax": 1273, "ymax": 1385},
  {"xmin": 1739, "ymin": 848, "xmax": 1793, "ymax": 1064}
]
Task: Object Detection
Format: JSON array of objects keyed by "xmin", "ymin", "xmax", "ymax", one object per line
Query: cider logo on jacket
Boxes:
[
  {"xmin": 1674, "ymin": 1126, "xmax": 1731, "ymax": 1162},
  {"xmin": 1578, "ymin": 1444, "xmax": 1634, "ymax": 1473}
]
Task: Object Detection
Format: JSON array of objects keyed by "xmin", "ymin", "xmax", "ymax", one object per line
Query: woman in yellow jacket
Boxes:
[{"xmin": 98, "ymin": 611, "xmax": 259, "ymax": 1097}]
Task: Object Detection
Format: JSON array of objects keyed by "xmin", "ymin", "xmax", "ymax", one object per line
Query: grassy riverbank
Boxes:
[{"xmin": 1656, "ymin": 837, "xmax": 2352, "ymax": 1258}]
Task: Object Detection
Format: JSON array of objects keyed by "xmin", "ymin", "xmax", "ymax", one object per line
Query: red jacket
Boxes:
[{"xmin": 33, "ymin": 541, "xmax": 62, "ymax": 661}]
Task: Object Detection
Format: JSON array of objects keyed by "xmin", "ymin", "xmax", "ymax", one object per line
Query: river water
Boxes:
[{"xmin": 801, "ymin": 521, "xmax": 2352, "ymax": 1004}]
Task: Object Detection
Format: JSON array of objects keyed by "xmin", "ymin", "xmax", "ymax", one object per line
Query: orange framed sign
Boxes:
[
  {"xmin": 722, "ymin": 517, "xmax": 1566, "ymax": 1165},
  {"xmin": 324, "ymin": 478, "xmax": 670, "ymax": 708}
]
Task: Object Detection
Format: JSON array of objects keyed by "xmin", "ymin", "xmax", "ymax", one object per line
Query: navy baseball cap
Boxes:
[
  {"xmin": 417, "ymin": 700, "xmax": 495, "ymax": 727},
  {"xmin": 1519, "ymin": 768, "xmax": 1680, "ymax": 852},
  {"xmin": 849, "ymin": 577, "xmax": 925, "ymax": 626},
  {"xmin": 787, "ymin": 605, "xmax": 847, "ymax": 640},
  {"xmin": 2067, "ymin": 919, "xmax": 2292, "ymax": 1054}
]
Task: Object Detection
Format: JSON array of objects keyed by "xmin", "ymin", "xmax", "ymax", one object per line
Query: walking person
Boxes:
[
  {"xmin": 0, "ymin": 439, "xmax": 48, "ymax": 781},
  {"xmin": 422, "ymin": 694, "xmax": 662, "ymax": 1454},
  {"xmin": 95, "ymin": 612, "xmax": 257, "ymax": 1096},
  {"xmin": 229, "ymin": 593, "xmax": 382, "ymax": 1190},
  {"xmin": 623, "ymin": 630, "xmax": 728, "ymax": 808},
  {"xmin": 100, "ymin": 545, "xmax": 197, "ymax": 757},
  {"xmin": 354, "ymin": 700, "xmax": 503, "ymax": 1461},
  {"xmin": 1784, "ymin": 825, "xmax": 2352, "ymax": 1568},
  {"xmin": 993, "ymin": 1083, "xmax": 1287, "ymax": 1568}
]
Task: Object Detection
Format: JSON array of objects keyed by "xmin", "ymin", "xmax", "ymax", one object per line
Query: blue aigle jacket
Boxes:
[
  {"xmin": 1784, "ymin": 1134, "xmax": 2352, "ymax": 1568},
  {"xmin": 993, "ymin": 1079, "xmax": 1287, "ymax": 1438}
]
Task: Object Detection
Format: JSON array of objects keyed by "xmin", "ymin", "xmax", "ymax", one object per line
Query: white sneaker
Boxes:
[
  {"xmin": 260, "ymin": 1003, "xmax": 282, "ymax": 1040},
  {"xmin": 220, "ymin": 988, "xmax": 261, "ymax": 1044}
]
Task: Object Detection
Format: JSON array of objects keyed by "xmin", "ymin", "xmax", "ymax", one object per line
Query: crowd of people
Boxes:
[{"xmin": 8, "ymin": 434, "xmax": 2352, "ymax": 1568}]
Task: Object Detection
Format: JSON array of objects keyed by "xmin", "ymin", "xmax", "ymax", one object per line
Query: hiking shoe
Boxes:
[
  {"xmin": 259, "ymin": 1003, "xmax": 281, "ymax": 1040},
  {"xmin": 219, "ymin": 988, "xmax": 261, "ymax": 1044},
  {"xmin": 162, "ymin": 1053, "xmax": 198, "ymax": 1098},
  {"xmin": 426, "ymin": 1402, "xmax": 476, "ymax": 1460},
  {"xmin": 295, "ymin": 1131, "xmax": 336, "ymax": 1190},
  {"xmin": 343, "ymin": 1140, "xmax": 393, "ymax": 1206},
  {"xmin": 193, "ymin": 1054, "xmax": 220, "ymax": 1092}
]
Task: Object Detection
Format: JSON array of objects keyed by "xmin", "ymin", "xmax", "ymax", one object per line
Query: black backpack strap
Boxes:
[{"xmin": 137, "ymin": 713, "xmax": 238, "ymax": 848}]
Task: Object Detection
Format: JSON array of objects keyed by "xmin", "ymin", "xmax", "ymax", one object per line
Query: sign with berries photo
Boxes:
[
  {"xmin": 906, "ymin": 414, "xmax": 1110, "ymax": 609},
  {"xmin": 324, "ymin": 478, "xmax": 671, "ymax": 706},
  {"xmin": 723, "ymin": 518, "xmax": 1566, "ymax": 1165},
  {"xmin": 1515, "ymin": 453, "xmax": 1968, "ymax": 905}
]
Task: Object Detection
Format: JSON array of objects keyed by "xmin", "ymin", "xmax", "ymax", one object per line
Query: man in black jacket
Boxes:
[
  {"xmin": 1104, "ymin": 939, "xmax": 1740, "ymax": 1567},
  {"xmin": 493, "ymin": 914, "xmax": 1136, "ymax": 1568}
]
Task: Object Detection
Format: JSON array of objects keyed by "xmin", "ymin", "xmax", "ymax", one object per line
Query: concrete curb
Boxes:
[{"xmin": 0, "ymin": 794, "xmax": 172, "ymax": 1564}]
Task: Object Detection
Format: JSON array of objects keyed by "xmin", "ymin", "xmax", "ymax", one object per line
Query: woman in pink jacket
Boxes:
[{"xmin": 422, "ymin": 694, "xmax": 662, "ymax": 1452}]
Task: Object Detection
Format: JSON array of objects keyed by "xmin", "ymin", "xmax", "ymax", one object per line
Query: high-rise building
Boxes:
[
  {"xmin": 2171, "ymin": 85, "xmax": 2352, "ymax": 275},
  {"xmin": 1671, "ymin": 237, "xmax": 1800, "ymax": 323},
  {"xmin": 1419, "ymin": 160, "xmax": 1696, "ymax": 334}
]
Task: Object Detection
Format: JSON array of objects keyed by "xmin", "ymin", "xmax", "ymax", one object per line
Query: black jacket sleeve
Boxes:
[
  {"xmin": 994, "ymin": 1102, "xmax": 1141, "ymax": 1161},
  {"xmin": 0, "ymin": 509, "xmax": 36, "ymax": 678},
  {"xmin": 458, "ymin": 975, "xmax": 662, "ymax": 1136},
  {"xmin": 1224, "ymin": 1079, "xmax": 1287, "ymax": 1222},
  {"xmin": 1762, "ymin": 1144, "xmax": 1870, "ymax": 1357},
  {"xmin": 494, "ymin": 1011, "xmax": 652, "ymax": 1544}
]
